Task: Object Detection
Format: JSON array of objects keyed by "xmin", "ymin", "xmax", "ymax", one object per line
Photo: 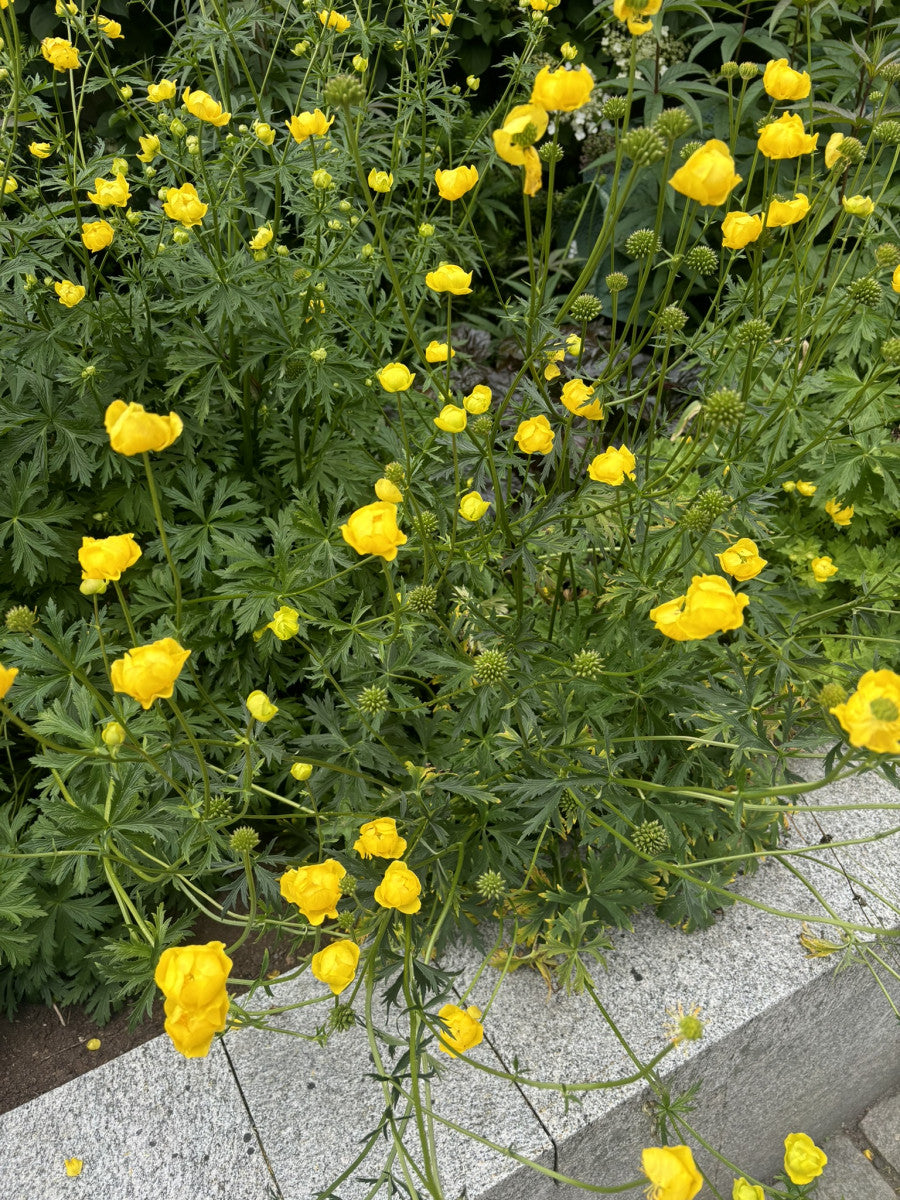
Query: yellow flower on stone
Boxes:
[
  {"xmin": 825, "ymin": 498, "xmax": 853, "ymax": 527},
  {"xmin": 147, "ymin": 79, "xmax": 177, "ymax": 103},
  {"xmin": 425, "ymin": 262, "xmax": 473, "ymax": 295},
  {"xmin": 425, "ymin": 341, "xmax": 454, "ymax": 363},
  {"xmin": 319, "ymin": 8, "xmax": 351, "ymax": 30},
  {"xmin": 111, "ymin": 639, "xmax": 191, "ymax": 708},
  {"xmin": 437, "ymin": 1003, "xmax": 484, "ymax": 1057},
  {"xmin": 377, "ymin": 363, "xmax": 415, "ymax": 392},
  {"xmin": 246, "ymin": 690, "xmax": 278, "ymax": 721},
  {"xmin": 721, "ymin": 211, "xmax": 763, "ymax": 250},
  {"xmin": 105, "ymin": 400, "xmax": 183, "ymax": 455},
  {"xmin": 266, "ymin": 606, "xmax": 300, "ymax": 640},
  {"xmin": 732, "ymin": 1178, "xmax": 765, "ymax": 1200},
  {"xmin": 716, "ymin": 538, "xmax": 767, "ymax": 582},
  {"xmin": 669, "ymin": 139, "xmax": 742, "ymax": 207},
  {"xmin": 375, "ymin": 477, "xmax": 403, "ymax": 503},
  {"xmin": 641, "ymin": 1145, "xmax": 703, "ymax": 1200},
  {"xmin": 560, "ymin": 378, "xmax": 604, "ymax": 420},
  {"xmin": 96, "ymin": 15, "xmax": 123, "ymax": 38},
  {"xmin": 79, "ymin": 533, "xmax": 141, "ymax": 581},
  {"xmin": 353, "ymin": 817, "xmax": 407, "ymax": 860},
  {"xmin": 765, "ymin": 194, "xmax": 810, "ymax": 228},
  {"xmin": 829, "ymin": 670, "xmax": 900, "ymax": 755},
  {"xmin": 463, "ymin": 385, "xmax": 492, "ymax": 414},
  {"xmin": 248, "ymin": 224, "xmax": 273, "ymax": 251},
  {"xmin": 762, "ymin": 58, "xmax": 810, "ymax": 101},
  {"xmin": 459, "ymin": 491, "xmax": 490, "ymax": 521},
  {"xmin": 530, "ymin": 65, "xmax": 594, "ymax": 113},
  {"xmin": 810, "ymin": 556, "xmax": 837, "ymax": 582},
  {"xmin": 163, "ymin": 182, "xmax": 208, "ymax": 227},
  {"xmin": 286, "ymin": 109, "xmax": 333, "ymax": 144},
  {"xmin": 783, "ymin": 1134, "xmax": 827, "ymax": 1186},
  {"xmin": 367, "ymin": 168, "xmax": 394, "ymax": 193},
  {"xmin": 757, "ymin": 113, "xmax": 818, "ymax": 159},
  {"xmin": 87, "ymin": 174, "xmax": 131, "ymax": 207},
  {"xmin": 796, "ymin": 480, "xmax": 817, "ymax": 496},
  {"xmin": 514, "ymin": 414, "xmax": 554, "ymax": 455},
  {"xmin": 137, "ymin": 134, "xmax": 160, "ymax": 163},
  {"xmin": 29, "ymin": 142, "xmax": 52, "ymax": 159},
  {"xmin": 0, "ymin": 665, "xmax": 19, "ymax": 700},
  {"xmin": 842, "ymin": 194, "xmax": 874, "ymax": 217},
  {"xmin": 41, "ymin": 37, "xmax": 80, "ymax": 71},
  {"xmin": 55, "ymin": 280, "xmax": 86, "ymax": 308},
  {"xmin": 650, "ymin": 576, "xmax": 749, "ymax": 642},
  {"xmin": 280, "ymin": 859, "xmax": 345, "ymax": 925},
  {"xmin": 373, "ymin": 860, "xmax": 422, "ymax": 914},
  {"xmin": 340, "ymin": 501, "xmax": 407, "ymax": 561},
  {"xmin": 182, "ymin": 87, "xmax": 231, "ymax": 126},
  {"xmin": 311, "ymin": 941, "xmax": 360, "ymax": 995},
  {"xmin": 64, "ymin": 1159, "xmax": 84, "ymax": 1178},
  {"xmin": 434, "ymin": 165, "xmax": 478, "ymax": 200},
  {"xmin": 434, "ymin": 404, "xmax": 467, "ymax": 433},
  {"xmin": 587, "ymin": 445, "xmax": 636, "ymax": 485}
]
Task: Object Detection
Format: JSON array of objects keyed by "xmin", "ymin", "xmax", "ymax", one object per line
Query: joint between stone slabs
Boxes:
[{"xmin": 222, "ymin": 1038, "xmax": 287, "ymax": 1199}]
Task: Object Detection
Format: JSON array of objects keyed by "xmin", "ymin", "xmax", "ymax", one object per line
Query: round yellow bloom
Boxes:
[
  {"xmin": 721, "ymin": 211, "xmax": 763, "ymax": 250},
  {"xmin": 78, "ymin": 220, "xmax": 110, "ymax": 251},
  {"xmin": 136, "ymin": 134, "xmax": 160, "ymax": 163},
  {"xmin": 893, "ymin": 263, "xmax": 900, "ymax": 294},
  {"xmin": 762, "ymin": 58, "xmax": 811, "ymax": 101},
  {"xmin": 319, "ymin": 8, "xmax": 351, "ymax": 30},
  {"xmin": 352, "ymin": 55, "xmax": 368, "ymax": 72},
  {"xmin": 732, "ymin": 1178, "xmax": 765, "ymax": 1200},
  {"xmin": 340, "ymin": 501, "xmax": 407, "ymax": 561},
  {"xmin": 311, "ymin": 941, "xmax": 360, "ymax": 995},
  {"xmin": 560, "ymin": 378, "xmax": 604, "ymax": 420},
  {"xmin": 531, "ymin": 65, "xmax": 594, "ymax": 113},
  {"xmin": 246, "ymin": 690, "xmax": 278, "ymax": 721},
  {"xmin": 55, "ymin": 280, "xmax": 86, "ymax": 308},
  {"xmin": 765, "ymin": 193, "xmax": 810, "ymax": 228},
  {"xmin": 492, "ymin": 103, "xmax": 549, "ymax": 166},
  {"xmin": 28, "ymin": 142, "xmax": 52, "ymax": 159},
  {"xmin": 252, "ymin": 121, "xmax": 275, "ymax": 145},
  {"xmin": 286, "ymin": 109, "xmax": 333, "ymax": 144},
  {"xmin": 147, "ymin": 79, "xmax": 177, "ymax": 103},
  {"xmin": 434, "ymin": 404, "xmax": 467, "ymax": 433},
  {"xmin": 101, "ymin": 722, "xmax": 126, "ymax": 748},
  {"xmin": 587, "ymin": 445, "xmax": 636, "ymax": 485},
  {"xmin": 41, "ymin": 37, "xmax": 80, "ymax": 71},
  {"xmin": 459, "ymin": 491, "xmax": 490, "ymax": 521},
  {"xmin": 842, "ymin": 194, "xmax": 874, "ymax": 217},
  {"xmin": 367, "ymin": 169, "xmax": 394, "ymax": 193},
  {"xmin": 650, "ymin": 575, "xmax": 749, "ymax": 642},
  {"xmin": 830, "ymin": 670, "xmax": 900, "ymax": 754},
  {"xmin": 437, "ymin": 1003, "xmax": 484, "ymax": 1057},
  {"xmin": 669, "ymin": 139, "xmax": 742, "ymax": 207},
  {"xmin": 757, "ymin": 113, "xmax": 818, "ymax": 159},
  {"xmin": 3, "ymin": 178, "xmax": 18, "ymax": 196},
  {"xmin": 374, "ymin": 860, "xmax": 422, "ymax": 914},
  {"xmin": 87, "ymin": 174, "xmax": 131, "ymax": 208},
  {"xmin": 96, "ymin": 15, "xmax": 123, "ymax": 38},
  {"xmin": 463, "ymin": 385, "xmax": 492, "ymax": 414},
  {"xmin": 377, "ymin": 363, "xmax": 416, "ymax": 392},
  {"xmin": 266, "ymin": 606, "xmax": 300, "ymax": 639},
  {"xmin": 641, "ymin": 1145, "xmax": 703, "ymax": 1200},
  {"xmin": 249, "ymin": 225, "xmax": 273, "ymax": 251},
  {"xmin": 560, "ymin": 42, "xmax": 578, "ymax": 61},
  {"xmin": 111, "ymin": 638, "xmax": 191, "ymax": 708},
  {"xmin": 796, "ymin": 480, "xmax": 817, "ymax": 496},
  {"xmin": 280, "ymin": 859, "xmax": 345, "ymax": 925},
  {"xmin": 825, "ymin": 497, "xmax": 853, "ymax": 526},
  {"xmin": 716, "ymin": 537, "xmax": 767, "ymax": 582},
  {"xmin": 425, "ymin": 262, "xmax": 473, "ymax": 295},
  {"xmin": 154, "ymin": 941, "xmax": 232, "ymax": 1059},
  {"xmin": 613, "ymin": 0, "xmax": 663, "ymax": 26},
  {"xmin": 0, "ymin": 665, "xmax": 19, "ymax": 700},
  {"xmin": 105, "ymin": 399, "xmax": 183, "ymax": 455},
  {"xmin": 514, "ymin": 414, "xmax": 554, "ymax": 455},
  {"xmin": 425, "ymin": 340, "xmax": 454, "ymax": 363},
  {"xmin": 810, "ymin": 556, "xmax": 837, "ymax": 582},
  {"xmin": 163, "ymin": 181, "xmax": 208, "ymax": 227},
  {"xmin": 783, "ymin": 1134, "xmax": 827, "ymax": 1186},
  {"xmin": 79, "ymin": 533, "xmax": 141, "ymax": 581},
  {"xmin": 290, "ymin": 761, "xmax": 313, "ymax": 781},
  {"xmin": 353, "ymin": 817, "xmax": 408, "ymax": 860},
  {"xmin": 434, "ymin": 165, "xmax": 478, "ymax": 201},
  {"xmin": 64, "ymin": 1159, "xmax": 83, "ymax": 1178},
  {"xmin": 375, "ymin": 478, "xmax": 403, "ymax": 503},
  {"xmin": 182, "ymin": 87, "xmax": 231, "ymax": 126}
]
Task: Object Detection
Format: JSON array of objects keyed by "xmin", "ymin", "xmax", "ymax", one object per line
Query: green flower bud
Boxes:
[
  {"xmin": 475, "ymin": 649, "xmax": 509, "ymax": 685},
  {"xmin": 657, "ymin": 305, "xmax": 687, "ymax": 333},
  {"xmin": 407, "ymin": 584, "xmax": 437, "ymax": 613},
  {"xmin": 358, "ymin": 684, "xmax": 390, "ymax": 716},
  {"xmin": 872, "ymin": 119, "xmax": 900, "ymax": 144},
  {"xmin": 683, "ymin": 245, "xmax": 718, "ymax": 276},
  {"xmin": 323, "ymin": 73, "xmax": 365, "ymax": 108},
  {"xmin": 475, "ymin": 869, "xmax": 506, "ymax": 900},
  {"xmin": 101, "ymin": 721, "xmax": 126, "ymax": 748},
  {"xmin": 571, "ymin": 649, "xmax": 603, "ymax": 679},
  {"xmin": 846, "ymin": 277, "xmax": 882, "ymax": 307},
  {"xmin": 606, "ymin": 271, "xmax": 628, "ymax": 293},
  {"xmin": 569, "ymin": 293, "xmax": 603, "ymax": 322},
  {"xmin": 620, "ymin": 127, "xmax": 666, "ymax": 166},
  {"xmin": 602, "ymin": 97, "xmax": 628, "ymax": 120},
  {"xmin": 881, "ymin": 336, "xmax": 900, "ymax": 365},
  {"xmin": 704, "ymin": 387, "xmax": 744, "ymax": 427},
  {"xmin": 875, "ymin": 242, "xmax": 900, "ymax": 268},
  {"xmin": 229, "ymin": 825, "xmax": 260, "ymax": 854},
  {"xmin": 738, "ymin": 62, "xmax": 759, "ymax": 80},
  {"xmin": 5, "ymin": 605, "xmax": 38, "ymax": 633},
  {"xmin": 625, "ymin": 228, "xmax": 661, "ymax": 258},
  {"xmin": 720, "ymin": 62, "xmax": 739, "ymax": 79},
  {"xmin": 654, "ymin": 108, "xmax": 693, "ymax": 140}
]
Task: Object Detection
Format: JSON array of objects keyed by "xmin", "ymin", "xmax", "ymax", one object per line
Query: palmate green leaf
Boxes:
[
  {"xmin": 0, "ymin": 462, "xmax": 83, "ymax": 583},
  {"xmin": 162, "ymin": 471, "xmax": 262, "ymax": 586}
]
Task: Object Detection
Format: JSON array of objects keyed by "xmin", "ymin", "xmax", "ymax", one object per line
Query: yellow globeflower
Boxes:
[
  {"xmin": 669, "ymin": 139, "xmax": 742, "ymax": 207},
  {"xmin": 425, "ymin": 262, "xmax": 473, "ymax": 295},
  {"xmin": 87, "ymin": 174, "xmax": 131, "ymax": 207},
  {"xmin": 434, "ymin": 404, "xmax": 467, "ymax": 433},
  {"xmin": 373, "ymin": 860, "xmax": 422, "ymax": 913},
  {"xmin": 764, "ymin": 193, "xmax": 810, "ymax": 228},
  {"xmin": 425, "ymin": 341, "xmax": 454, "ymax": 362},
  {"xmin": 893, "ymin": 263, "xmax": 900, "ymax": 294},
  {"xmin": 340, "ymin": 501, "xmax": 407, "ymax": 561},
  {"xmin": 783, "ymin": 1134, "xmax": 827, "ymax": 1186},
  {"xmin": 641, "ymin": 1145, "xmax": 703, "ymax": 1200},
  {"xmin": 492, "ymin": 103, "xmax": 548, "ymax": 166},
  {"xmin": 762, "ymin": 58, "xmax": 811, "ymax": 101},
  {"xmin": 248, "ymin": 225, "xmax": 273, "ymax": 250},
  {"xmin": 842, "ymin": 194, "xmax": 874, "ymax": 217},
  {"xmin": 732, "ymin": 1179, "xmax": 765, "ymax": 1200},
  {"xmin": 530, "ymin": 64, "xmax": 594, "ymax": 113},
  {"xmin": 0, "ymin": 665, "xmax": 19, "ymax": 700},
  {"xmin": 650, "ymin": 576, "xmax": 749, "ymax": 642},
  {"xmin": 377, "ymin": 363, "xmax": 416, "ymax": 392},
  {"xmin": 437, "ymin": 1004, "xmax": 484, "ymax": 1057},
  {"xmin": 721, "ymin": 211, "xmax": 763, "ymax": 250},
  {"xmin": 286, "ymin": 109, "xmax": 333, "ymax": 144},
  {"xmin": 560, "ymin": 378, "xmax": 604, "ymax": 420},
  {"xmin": 613, "ymin": 0, "xmax": 663, "ymax": 33},
  {"xmin": 514, "ymin": 415, "xmax": 554, "ymax": 455},
  {"xmin": 810, "ymin": 556, "xmax": 837, "ymax": 582},
  {"xmin": 163, "ymin": 182, "xmax": 208, "ymax": 227},
  {"xmin": 29, "ymin": 142, "xmax": 52, "ymax": 159},
  {"xmin": 375, "ymin": 478, "xmax": 404, "ymax": 503},
  {"xmin": 96, "ymin": 15, "xmax": 123, "ymax": 38},
  {"xmin": 824, "ymin": 497, "xmax": 853, "ymax": 527},
  {"xmin": 253, "ymin": 121, "xmax": 276, "ymax": 145},
  {"xmin": 264, "ymin": 606, "xmax": 300, "ymax": 639},
  {"xmin": 353, "ymin": 817, "xmax": 407, "ymax": 859},
  {"xmin": 246, "ymin": 690, "xmax": 278, "ymax": 721},
  {"xmin": 147, "ymin": 79, "xmax": 177, "ymax": 103},
  {"xmin": 137, "ymin": 134, "xmax": 160, "ymax": 163},
  {"xmin": 796, "ymin": 480, "xmax": 817, "ymax": 496},
  {"xmin": 105, "ymin": 400, "xmax": 183, "ymax": 455},
  {"xmin": 434, "ymin": 165, "xmax": 478, "ymax": 201},
  {"xmin": 41, "ymin": 37, "xmax": 80, "ymax": 71},
  {"xmin": 463, "ymin": 385, "xmax": 492, "ymax": 414},
  {"xmin": 79, "ymin": 533, "xmax": 142, "ymax": 581},
  {"xmin": 319, "ymin": 9, "xmax": 351, "ymax": 31},
  {"xmin": 311, "ymin": 941, "xmax": 360, "ymax": 995},
  {"xmin": 715, "ymin": 538, "xmax": 767, "ymax": 582},
  {"xmin": 182, "ymin": 87, "xmax": 231, "ymax": 126},
  {"xmin": 367, "ymin": 169, "xmax": 394, "ymax": 193},
  {"xmin": 829, "ymin": 670, "xmax": 900, "ymax": 755},
  {"xmin": 55, "ymin": 281, "xmax": 87, "ymax": 308},
  {"xmin": 458, "ymin": 491, "xmax": 490, "ymax": 521},
  {"xmin": 280, "ymin": 859, "xmax": 345, "ymax": 925},
  {"xmin": 757, "ymin": 113, "xmax": 818, "ymax": 159},
  {"xmin": 110, "ymin": 639, "xmax": 191, "ymax": 708},
  {"xmin": 587, "ymin": 445, "xmax": 636, "ymax": 485}
]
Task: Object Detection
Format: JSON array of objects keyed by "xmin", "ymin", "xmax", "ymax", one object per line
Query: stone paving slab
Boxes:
[
  {"xmin": 862, "ymin": 1091, "xmax": 900, "ymax": 1177},
  {"xmin": 0, "ymin": 1036, "xmax": 279, "ymax": 1200},
  {"xmin": 816, "ymin": 1135, "xmax": 898, "ymax": 1200}
]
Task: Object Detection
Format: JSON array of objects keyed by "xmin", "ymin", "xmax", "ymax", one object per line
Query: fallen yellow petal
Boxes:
[{"xmin": 64, "ymin": 1158, "xmax": 84, "ymax": 1177}]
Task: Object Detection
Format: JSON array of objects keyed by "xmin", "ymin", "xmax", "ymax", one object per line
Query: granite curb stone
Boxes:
[
  {"xmin": 815, "ymin": 1134, "xmax": 897, "ymax": 1200},
  {"xmin": 861, "ymin": 1091, "xmax": 900, "ymax": 1177}
]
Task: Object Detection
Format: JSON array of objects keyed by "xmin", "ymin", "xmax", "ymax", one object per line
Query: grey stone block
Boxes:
[
  {"xmin": 862, "ymin": 1091, "xmax": 900, "ymax": 1176},
  {"xmin": 816, "ymin": 1135, "xmax": 897, "ymax": 1200},
  {"xmin": 0, "ymin": 1037, "xmax": 279, "ymax": 1200}
]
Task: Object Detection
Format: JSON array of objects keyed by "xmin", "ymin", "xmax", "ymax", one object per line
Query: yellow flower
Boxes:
[
  {"xmin": 783, "ymin": 1134, "xmax": 827, "ymax": 1186},
  {"xmin": 437, "ymin": 1003, "xmax": 484, "ymax": 1057},
  {"xmin": 721, "ymin": 211, "xmax": 763, "ymax": 250},
  {"xmin": 41, "ymin": 37, "xmax": 80, "ymax": 72},
  {"xmin": 87, "ymin": 174, "xmax": 131, "ymax": 207},
  {"xmin": 425, "ymin": 340, "xmax": 454, "ymax": 362},
  {"xmin": 375, "ymin": 478, "xmax": 404, "ymax": 504},
  {"xmin": 253, "ymin": 121, "xmax": 276, "ymax": 145},
  {"xmin": 28, "ymin": 142, "xmax": 52, "ymax": 159},
  {"xmin": 641, "ymin": 1145, "xmax": 703, "ymax": 1200},
  {"xmin": 55, "ymin": 280, "xmax": 86, "ymax": 308},
  {"xmin": 425, "ymin": 262, "xmax": 473, "ymax": 295},
  {"xmin": 560, "ymin": 378, "xmax": 604, "ymax": 420},
  {"xmin": 463, "ymin": 385, "xmax": 492, "ymax": 414},
  {"xmin": 796, "ymin": 480, "xmax": 817, "ymax": 496},
  {"xmin": 340, "ymin": 501, "xmax": 407, "ymax": 561},
  {"xmin": 669, "ymin": 139, "xmax": 742, "ymax": 207},
  {"xmin": 762, "ymin": 58, "xmax": 810, "ymax": 101},
  {"xmin": 825, "ymin": 131, "xmax": 852, "ymax": 168},
  {"xmin": 377, "ymin": 363, "xmax": 416, "ymax": 392},
  {"xmin": 104, "ymin": 399, "xmax": 183, "ymax": 455},
  {"xmin": 136, "ymin": 134, "xmax": 160, "ymax": 163},
  {"xmin": 732, "ymin": 1178, "xmax": 765, "ymax": 1200},
  {"xmin": 0, "ymin": 665, "xmax": 19, "ymax": 700},
  {"xmin": 560, "ymin": 42, "xmax": 578, "ymax": 61},
  {"xmin": 182, "ymin": 87, "xmax": 231, "ymax": 126},
  {"xmin": 434, "ymin": 404, "xmax": 467, "ymax": 433},
  {"xmin": 367, "ymin": 168, "xmax": 394, "ymax": 193},
  {"xmin": 530, "ymin": 64, "xmax": 594, "ymax": 113},
  {"xmin": 318, "ymin": 9, "xmax": 351, "ymax": 31},
  {"xmin": 266, "ymin": 605, "xmax": 300, "ymax": 639},
  {"xmin": 587, "ymin": 445, "xmax": 636, "ymax": 485},
  {"xmin": 147, "ymin": 79, "xmax": 177, "ymax": 103},
  {"xmin": 650, "ymin": 575, "xmax": 749, "ymax": 642},
  {"xmin": 824, "ymin": 497, "xmax": 853, "ymax": 526},
  {"xmin": 311, "ymin": 940, "xmax": 360, "ymax": 995},
  {"xmin": 246, "ymin": 690, "xmax": 278, "ymax": 721},
  {"xmin": 436, "ymin": 10, "xmax": 453, "ymax": 26},
  {"xmin": 830, "ymin": 670, "xmax": 900, "ymax": 755},
  {"xmin": 163, "ymin": 181, "xmax": 208, "ymax": 227},
  {"xmin": 248, "ymin": 224, "xmax": 273, "ymax": 251},
  {"xmin": 459, "ymin": 491, "xmax": 490, "ymax": 521},
  {"xmin": 810, "ymin": 555, "xmax": 837, "ymax": 582},
  {"xmin": 3, "ymin": 177, "xmax": 18, "ymax": 195},
  {"xmin": 79, "ymin": 533, "xmax": 141, "ymax": 581},
  {"xmin": 374, "ymin": 860, "xmax": 422, "ymax": 914},
  {"xmin": 565, "ymin": 333, "xmax": 582, "ymax": 356},
  {"xmin": 353, "ymin": 817, "xmax": 408, "ymax": 859},
  {"xmin": 544, "ymin": 349, "xmax": 564, "ymax": 381},
  {"xmin": 352, "ymin": 54, "xmax": 368, "ymax": 72},
  {"xmin": 492, "ymin": 103, "xmax": 549, "ymax": 166},
  {"xmin": 96, "ymin": 15, "xmax": 123, "ymax": 38},
  {"xmin": 111, "ymin": 638, "xmax": 191, "ymax": 708},
  {"xmin": 434, "ymin": 164, "xmax": 478, "ymax": 200},
  {"xmin": 286, "ymin": 109, "xmax": 333, "ymax": 144},
  {"xmin": 842, "ymin": 194, "xmax": 874, "ymax": 217},
  {"xmin": 613, "ymin": 0, "xmax": 663, "ymax": 27},
  {"xmin": 101, "ymin": 722, "xmax": 126, "ymax": 748},
  {"xmin": 290, "ymin": 761, "xmax": 313, "ymax": 781},
  {"xmin": 764, "ymin": 193, "xmax": 810, "ymax": 228},
  {"xmin": 757, "ymin": 113, "xmax": 818, "ymax": 159},
  {"xmin": 514, "ymin": 414, "xmax": 554, "ymax": 455},
  {"xmin": 716, "ymin": 537, "xmax": 767, "ymax": 582},
  {"xmin": 894, "ymin": 263, "xmax": 900, "ymax": 294},
  {"xmin": 64, "ymin": 1159, "xmax": 84, "ymax": 1178},
  {"xmin": 280, "ymin": 859, "xmax": 345, "ymax": 925},
  {"xmin": 154, "ymin": 941, "xmax": 232, "ymax": 1058}
]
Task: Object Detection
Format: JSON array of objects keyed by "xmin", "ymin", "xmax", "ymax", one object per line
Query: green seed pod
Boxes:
[{"xmin": 475, "ymin": 649, "xmax": 509, "ymax": 685}]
